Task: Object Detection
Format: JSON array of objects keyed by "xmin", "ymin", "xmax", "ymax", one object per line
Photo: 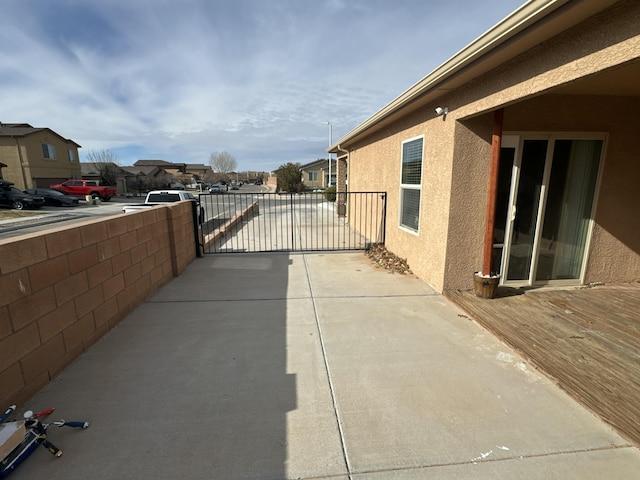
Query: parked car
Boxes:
[
  {"xmin": 208, "ymin": 184, "xmax": 225, "ymax": 194},
  {"xmin": 122, "ymin": 190, "xmax": 199, "ymax": 213},
  {"xmin": 49, "ymin": 180, "xmax": 116, "ymax": 201},
  {"xmin": 0, "ymin": 180, "xmax": 45, "ymax": 210},
  {"xmin": 23, "ymin": 188, "xmax": 79, "ymax": 207},
  {"xmin": 230, "ymin": 182, "xmax": 240, "ymax": 190}
]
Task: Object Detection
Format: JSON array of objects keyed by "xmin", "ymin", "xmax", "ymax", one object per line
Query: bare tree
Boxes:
[
  {"xmin": 86, "ymin": 149, "xmax": 120, "ymax": 186},
  {"xmin": 209, "ymin": 151, "xmax": 238, "ymax": 174}
]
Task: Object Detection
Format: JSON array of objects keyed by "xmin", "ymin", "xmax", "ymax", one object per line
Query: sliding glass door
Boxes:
[{"xmin": 495, "ymin": 135, "xmax": 604, "ymax": 286}]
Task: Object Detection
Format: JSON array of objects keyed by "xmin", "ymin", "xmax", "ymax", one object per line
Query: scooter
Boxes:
[{"xmin": 0, "ymin": 405, "xmax": 89, "ymax": 478}]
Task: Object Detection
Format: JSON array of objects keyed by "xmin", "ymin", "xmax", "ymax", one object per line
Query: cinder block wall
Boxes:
[{"xmin": 0, "ymin": 201, "xmax": 198, "ymax": 407}]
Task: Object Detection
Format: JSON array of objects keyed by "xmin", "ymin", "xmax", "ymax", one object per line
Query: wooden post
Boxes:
[{"xmin": 482, "ymin": 108, "xmax": 504, "ymax": 276}]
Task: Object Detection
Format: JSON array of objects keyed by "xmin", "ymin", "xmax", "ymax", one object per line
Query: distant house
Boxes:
[
  {"xmin": 300, "ymin": 159, "xmax": 337, "ymax": 189},
  {"xmin": 121, "ymin": 166, "xmax": 177, "ymax": 194},
  {"xmin": 329, "ymin": 0, "xmax": 640, "ymax": 293},
  {"xmin": 133, "ymin": 159, "xmax": 196, "ymax": 189},
  {"xmin": 0, "ymin": 123, "xmax": 81, "ymax": 189},
  {"xmin": 81, "ymin": 162, "xmax": 137, "ymax": 195},
  {"xmin": 134, "ymin": 159, "xmax": 187, "ymax": 177},
  {"xmin": 185, "ymin": 163, "xmax": 214, "ymax": 181}
]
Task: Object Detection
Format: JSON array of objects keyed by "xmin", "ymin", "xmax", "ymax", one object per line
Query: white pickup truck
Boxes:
[{"xmin": 122, "ymin": 190, "xmax": 199, "ymax": 213}]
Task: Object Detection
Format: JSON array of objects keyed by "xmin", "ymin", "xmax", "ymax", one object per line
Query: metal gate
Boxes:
[{"xmin": 199, "ymin": 191, "xmax": 386, "ymax": 253}]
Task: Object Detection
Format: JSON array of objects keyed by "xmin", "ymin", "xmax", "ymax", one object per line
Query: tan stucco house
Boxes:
[
  {"xmin": 185, "ymin": 163, "xmax": 214, "ymax": 180},
  {"xmin": 134, "ymin": 159, "xmax": 187, "ymax": 176},
  {"xmin": 329, "ymin": 0, "xmax": 639, "ymax": 293},
  {"xmin": 0, "ymin": 123, "xmax": 81, "ymax": 189},
  {"xmin": 300, "ymin": 159, "xmax": 337, "ymax": 189},
  {"xmin": 81, "ymin": 162, "xmax": 139, "ymax": 195},
  {"xmin": 120, "ymin": 165, "xmax": 175, "ymax": 193}
]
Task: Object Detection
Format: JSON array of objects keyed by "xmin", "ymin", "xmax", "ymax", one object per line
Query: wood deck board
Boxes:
[
  {"xmin": 447, "ymin": 283, "xmax": 640, "ymax": 446},
  {"xmin": 549, "ymin": 289, "xmax": 640, "ymax": 340}
]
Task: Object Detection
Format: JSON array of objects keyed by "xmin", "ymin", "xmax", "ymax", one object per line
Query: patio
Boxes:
[{"xmin": 447, "ymin": 281, "xmax": 640, "ymax": 447}]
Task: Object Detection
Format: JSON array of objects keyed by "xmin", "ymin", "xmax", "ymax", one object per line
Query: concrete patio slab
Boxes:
[
  {"xmin": 9, "ymin": 252, "xmax": 640, "ymax": 480},
  {"xmin": 315, "ymin": 294, "xmax": 629, "ymax": 475}
]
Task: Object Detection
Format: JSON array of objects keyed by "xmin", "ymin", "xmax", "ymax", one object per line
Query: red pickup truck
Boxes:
[{"xmin": 50, "ymin": 180, "xmax": 117, "ymax": 202}]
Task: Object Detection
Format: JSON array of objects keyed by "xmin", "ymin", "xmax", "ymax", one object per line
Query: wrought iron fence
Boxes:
[{"xmin": 199, "ymin": 191, "xmax": 386, "ymax": 253}]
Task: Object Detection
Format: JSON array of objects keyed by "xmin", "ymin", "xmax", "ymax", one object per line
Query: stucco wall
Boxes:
[
  {"xmin": 0, "ymin": 143, "xmax": 26, "ymax": 188},
  {"xmin": 347, "ymin": 107, "xmax": 459, "ymax": 292},
  {"xmin": 347, "ymin": 109, "xmax": 492, "ymax": 293},
  {"xmin": 0, "ymin": 201, "xmax": 198, "ymax": 408},
  {"xmin": 366, "ymin": 92, "xmax": 640, "ymax": 292},
  {"xmin": 443, "ymin": 117, "xmax": 493, "ymax": 291},
  {"xmin": 0, "ymin": 130, "xmax": 81, "ymax": 189},
  {"xmin": 451, "ymin": 0, "xmax": 640, "ymax": 121}
]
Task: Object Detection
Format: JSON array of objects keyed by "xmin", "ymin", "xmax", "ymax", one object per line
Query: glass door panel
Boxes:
[
  {"xmin": 535, "ymin": 139, "xmax": 602, "ymax": 281},
  {"xmin": 491, "ymin": 146, "xmax": 515, "ymax": 275},
  {"xmin": 505, "ymin": 140, "xmax": 548, "ymax": 281}
]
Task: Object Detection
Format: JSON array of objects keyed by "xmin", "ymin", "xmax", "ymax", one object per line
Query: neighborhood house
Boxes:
[{"xmin": 0, "ymin": 123, "xmax": 81, "ymax": 189}]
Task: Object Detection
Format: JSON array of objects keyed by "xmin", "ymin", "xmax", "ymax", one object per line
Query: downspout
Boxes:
[
  {"xmin": 482, "ymin": 108, "xmax": 504, "ymax": 276},
  {"xmin": 336, "ymin": 144, "xmax": 349, "ymax": 169}
]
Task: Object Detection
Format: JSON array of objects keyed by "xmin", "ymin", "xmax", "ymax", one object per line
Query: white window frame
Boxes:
[
  {"xmin": 42, "ymin": 143, "xmax": 56, "ymax": 160},
  {"xmin": 68, "ymin": 149, "xmax": 76, "ymax": 162},
  {"xmin": 308, "ymin": 170, "xmax": 318, "ymax": 181},
  {"xmin": 499, "ymin": 132, "xmax": 606, "ymax": 287},
  {"xmin": 399, "ymin": 135, "xmax": 424, "ymax": 234}
]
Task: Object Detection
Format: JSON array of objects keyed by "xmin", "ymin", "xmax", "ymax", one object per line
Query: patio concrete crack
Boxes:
[
  {"xmin": 303, "ymin": 252, "xmax": 353, "ymax": 480},
  {"xmin": 346, "ymin": 444, "xmax": 635, "ymax": 477}
]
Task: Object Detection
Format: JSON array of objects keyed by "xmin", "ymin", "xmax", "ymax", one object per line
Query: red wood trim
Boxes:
[{"xmin": 483, "ymin": 108, "xmax": 504, "ymax": 276}]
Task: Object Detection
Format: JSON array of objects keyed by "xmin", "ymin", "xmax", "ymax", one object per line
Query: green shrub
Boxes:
[{"xmin": 324, "ymin": 186, "xmax": 336, "ymax": 202}]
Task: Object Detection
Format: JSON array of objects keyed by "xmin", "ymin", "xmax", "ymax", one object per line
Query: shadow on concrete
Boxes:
[{"xmin": 14, "ymin": 253, "xmax": 297, "ymax": 480}]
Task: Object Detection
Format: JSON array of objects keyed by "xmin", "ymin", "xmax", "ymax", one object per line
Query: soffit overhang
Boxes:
[{"xmin": 329, "ymin": 0, "xmax": 622, "ymax": 152}]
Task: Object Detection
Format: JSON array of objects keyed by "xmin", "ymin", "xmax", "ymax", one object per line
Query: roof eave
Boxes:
[{"xmin": 328, "ymin": 0, "xmax": 617, "ymax": 153}]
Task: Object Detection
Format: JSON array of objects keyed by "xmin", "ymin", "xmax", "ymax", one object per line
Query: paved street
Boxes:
[
  {"xmin": 0, "ymin": 185, "xmax": 266, "ymax": 240},
  {"xmin": 0, "ymin": 196, "xmax": 143, "ymax": 239}
]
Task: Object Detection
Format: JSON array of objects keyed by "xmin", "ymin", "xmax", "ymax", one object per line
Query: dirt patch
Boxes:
[
  {"xmin": 0, "ymin": 210, "xmax": 42, "ymax": 221},
  {"xmin": 365, "ymin": 244, "xmax": 412, "ymax": 274}
]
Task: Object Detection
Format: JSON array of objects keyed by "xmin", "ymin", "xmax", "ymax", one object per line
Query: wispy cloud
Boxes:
[{"xmin": 1, "ymin": 0, "xmax": 523, "ymax": 170}]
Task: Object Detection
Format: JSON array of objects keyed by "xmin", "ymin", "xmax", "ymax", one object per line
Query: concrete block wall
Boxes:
[
  {"xmin": 0, "ymin": 201, "xmax": 198, "ymax": 408},
  {"xmin": 203, "ymin": 201, "xmax": 258, "ymax": 251}
]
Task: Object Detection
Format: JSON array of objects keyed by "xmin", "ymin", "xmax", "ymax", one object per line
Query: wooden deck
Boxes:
[{"xmin": 446, "ymin": 282, "xmax": 640, "ymax": 447}]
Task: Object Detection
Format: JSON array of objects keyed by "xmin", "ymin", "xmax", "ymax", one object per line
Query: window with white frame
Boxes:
[
  {"xmin": 68, "ymin": 149, "xmax": 76, "ymax": 162},
  {"xmin": 42, "ymin": 144, "xmax": 56, "ymax": 160},
  {"xmin": 308, "ymin": 170, "xmax": 318, "ymax": 181},
  {"xmin": 400, "ymin": 136, "xmax": 423, "ymax": 232}
]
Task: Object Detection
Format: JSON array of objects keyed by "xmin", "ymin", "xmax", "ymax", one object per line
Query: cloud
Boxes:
[{"xmin": 1, "ymin": 0, "xmax": 524, "ymax": 170}]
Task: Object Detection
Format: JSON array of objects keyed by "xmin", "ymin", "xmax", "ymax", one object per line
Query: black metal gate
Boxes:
[{"xmin": 199, "ymin": 191, "xmax": 386, "ymax": 253}]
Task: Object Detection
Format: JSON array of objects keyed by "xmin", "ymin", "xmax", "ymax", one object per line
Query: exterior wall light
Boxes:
[{"xmin": 434, "ymin": 106, "xmax": 448, "ymax": 117}]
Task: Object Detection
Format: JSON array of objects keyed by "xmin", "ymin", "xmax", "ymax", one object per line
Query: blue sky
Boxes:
[{"xmin": 1, "ymin": 0, "xmax": 524, "ymax": 171}]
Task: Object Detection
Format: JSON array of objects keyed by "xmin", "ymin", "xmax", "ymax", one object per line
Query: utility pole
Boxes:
[{"xmin": 326, "ymin": 121, "xmax": 332, "ymax": 187}]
